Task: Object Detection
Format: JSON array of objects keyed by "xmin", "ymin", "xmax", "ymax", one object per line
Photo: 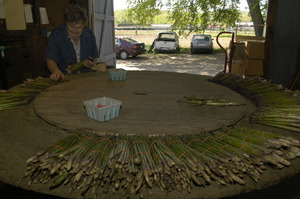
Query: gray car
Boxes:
[{"xmin": 190, "ymin": 34, "xmax": 213, "ymax": 54}]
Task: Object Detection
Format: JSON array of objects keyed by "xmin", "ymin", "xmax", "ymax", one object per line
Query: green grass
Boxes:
[{"xmin": 115, "ymin": 30, "xmax": 255, "ymax": 38}]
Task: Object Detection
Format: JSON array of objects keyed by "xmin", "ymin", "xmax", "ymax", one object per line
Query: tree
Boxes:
[
  {"xmin": 246, "ymin": 0, "xmax": 267, "ymax": 36},
  {"xmin": 126, "ymin": 0, "xmax": 267, "ymax": 37}
]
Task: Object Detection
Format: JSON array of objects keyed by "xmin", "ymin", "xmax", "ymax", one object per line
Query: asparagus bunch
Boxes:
[
  {"xmin": 214, "ymin": 127, "xmax": 300, "ymax": 169},
  {"xmin": 0, "ymin": 90, "xmax": 38, "ymax": 110},
  {"xmin": 24, "ymin": 132, "xmax": 84, "ymax": 186},
  {"xmin": 183, "ymin": 134, "xmax": 257, "ymax": 184},
  {"xmin": 22, "ymin": 77, "xmax": 66, "ymax": 90},
  {"xmin": 23, "ymin": 128, "xmax": 300, "ymax": 198},
  {"xmin": 50, "ymin": 134, "xmax": 101, "ymax": 190},
  {"xmin": 149, "ymin": 137, "xmax": 190, "ymax": 193},
  {"xmin": 211, "ymin": 73, "xmax": 300, "ymax": 132},
  {"xmin": 75, "ymin": 136, "xmax": 114, "ymax": 196},
  {"xmin": 165, "ymin": 136, "xmax": 215, "ymax": 188},
  {"xmin": 128, "ymin": 135, "xmax": 156, "ymax": 196},
  {"xmin": 66, "ymin": 61, "xmax": 85, "ymax": 74},
  {"xmin": 178, "ymin": 96, "xmax": 242, "ymax": 106}
]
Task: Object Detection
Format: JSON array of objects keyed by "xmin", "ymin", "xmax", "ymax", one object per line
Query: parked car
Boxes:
[
  {"xmin": 115, "ymin": 36, "xmax": 146, "ymax": 59},
  {"xmin": 153, "ymin": 32, "xmax": 179, "ymax": 53},
  {"xmin": 190, "ymin": 34, "xmax": 213, "ymax": 54}
]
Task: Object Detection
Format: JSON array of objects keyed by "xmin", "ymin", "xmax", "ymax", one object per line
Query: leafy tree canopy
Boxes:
[{"xmin": 126, "ymin": 0, "xmax": 242, "ymax": 36}]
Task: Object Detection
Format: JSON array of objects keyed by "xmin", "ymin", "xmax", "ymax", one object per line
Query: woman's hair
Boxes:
[{"xmin": 64, "ymin": 4, "xmax": 87, "ymax": 24}]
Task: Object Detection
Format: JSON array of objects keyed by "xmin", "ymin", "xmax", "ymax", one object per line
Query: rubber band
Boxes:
[
  {"xmin": 202, "ymin": 136, "xmax": 212, "ymax": 142},
  {"xmin": 226, "ymin": 129, "xmax": 233, "ymax": 136},
  {"xmin": 219, "ymin": 134, "xmax": 224, "ymax": 140},
  {"xmin": 115, "ymin": 140, "xmax": 131, "ymax": 149},
  {"xmin": 282, "ymin": 113, "xmax": 289, "ymax": 129},
  {"xmin": 89, "ymin": 150, "xmax": 106, "ymax": 157},
  {"xmin": 50, "ymin": 145, "xmax": 64, "ymax": 151},
  {"xmin": 130, "ymin": 152, "xmax": 152, "ymax": 162},
  {"xmin": 178, "ymin": 149, "xmax": 192, "ymax": 159},
  {"xmin": 239, "ymin": 127, "xmax": 246, "ymax": 133},
  {"xmin": 71, "ymin": 133, "xmax": 81, "ymax": 141},
  {"xmin": 112, "ymin": 148, "xmax": 130, "ymax": 157},
  {"xmin": 243, "ymin": 134, "xmax": 250, "ymax": 141},
  {"xmin": 73, "ymin": 145, "xmax": 87, "ymax": 154},
  {"xmin": 220, "ymin": 144, "xmax": 229, "ymax": 150},
  {"xmin": 86, "ymin": 136, "xmax": 98, "ymax": 144},
  {"xmin": 153, "ymin": 151, "xmax": 175, "ymax": 161},
  {"xmin": 149, "ymin": 140, "xmax": 165, "ymax": 151},
  {"xmin": 202, "ymin": 147, "xmax": 212, "ymax": 154},
  {"xmin": 132, "ymin": 140, "xmax": 148, "ymax": 146},
  {"xmin": 240, "ymin": 142, "xmax": 249, "ymax": 150},
  {"xmin": 99, "ymin": 138, "xmax": 113, "ymax": 147},
  {"xmin": 219, "ymin": 130, "xmax": 232, "ymax": 141},
  {"xmin": 187, "ymin": 139, "xmax": 199, "ymax": 146},
  {"xmin": 168, "ymin": 140, "xmax": 182, "ymax": 147}
]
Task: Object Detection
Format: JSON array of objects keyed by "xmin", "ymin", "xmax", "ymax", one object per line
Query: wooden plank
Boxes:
[{"xmin": 236, "ymin": 35, "xmax": 265, "ymax": 42}]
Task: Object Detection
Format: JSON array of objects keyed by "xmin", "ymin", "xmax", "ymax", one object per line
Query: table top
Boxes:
[
  {"xmin": 33, "ymin": 71, "xmax": 248, "ymax": 135},
  {"xmin": 0, "ymin": 71, "xmax": 299, "ymax": 199}
]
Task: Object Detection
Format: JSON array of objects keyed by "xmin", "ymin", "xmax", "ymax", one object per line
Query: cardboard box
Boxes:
[
  {"xmin": 230, "ymin": 60, "xmax": 246, "ymax": 75},
  {"xmin": 245, "ymin": 59, "xmax": 264, "ymax": 76},
  {"xmin": 246, "ymin": 41, "xmax": 265, "ymax": 59},
  {"xmin": 230, "ymin": 42, "xmax": 246, "ymax": 60}
]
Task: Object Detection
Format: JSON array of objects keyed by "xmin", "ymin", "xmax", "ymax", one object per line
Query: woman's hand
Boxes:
[
  {"xmin": 50, "ymin": 69, "xmax": 65, "ymax": 81},
  {"xmin": 83, "ymin": 57, "xmax": 97, "ymax": 68}
]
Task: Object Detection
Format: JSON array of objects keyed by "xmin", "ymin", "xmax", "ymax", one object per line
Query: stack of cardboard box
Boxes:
[
  {"xmin": 230, "ymin": 40, "xmax": 265, "ymax": 77},
  {"xmin": 230, "ymin": 42, "xmax": 246, "ymax": 75}
]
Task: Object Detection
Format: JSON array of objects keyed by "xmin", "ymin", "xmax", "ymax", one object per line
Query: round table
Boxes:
[{"xmin": 0, "ymin": 71, "xmax": 299, "ymax": 199}]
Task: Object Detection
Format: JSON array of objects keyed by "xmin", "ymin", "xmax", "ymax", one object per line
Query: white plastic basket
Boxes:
[
  {"xmin": 107, "ymin": 69, "xmax": 127, "ymax": 81},
  {"xmin": 83, "ymin": 97, "xmax": 122, "ymax": 122}
]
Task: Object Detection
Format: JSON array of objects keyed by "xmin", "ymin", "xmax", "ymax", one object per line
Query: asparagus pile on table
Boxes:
[
  {"xmin": 178, "ymin": 96, "xmax": 242, "ymax": 106},
  {"xmin": 24, "ymin": 127, "xmax": 300, "ymax": 198},
  {"xmin": 0, "ymin": 90, "xmax": 38, "ymax": 110},
  {"xmin": 211, "ymin": 72, "xmax": 300, "ymax": 132},
  {"xmin": 22, "ymin": 77, "xmax": 66, "ymax": 90}
]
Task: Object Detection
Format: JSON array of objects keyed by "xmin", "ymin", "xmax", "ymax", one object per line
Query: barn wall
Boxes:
[
  {"xmin": 0, "ymin": 0, "xmax": 95, "ymax": 89},
  {"xmin": 266, "ymin": 0, "xmax": 300, "ymax": 89}
]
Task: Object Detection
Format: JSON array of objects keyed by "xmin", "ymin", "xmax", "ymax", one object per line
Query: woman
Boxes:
[{"xmin": 45, "ymin": 4, "xmax": 99, "ymax": 81}]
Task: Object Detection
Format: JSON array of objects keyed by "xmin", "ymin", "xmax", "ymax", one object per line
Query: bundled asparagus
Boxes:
[
  {"xmin": 211, "ymin": 73, "xmax": 300, "ymax": 132},
  {"xmin": 66, "ymin": 61, "xmax": 85, "ymax": 74},
  {"xmin": 214, "ymin": 127, "xmax": 300, "ymax": 169},
  {"xmin": 182, "ymin": 134, "xmax": 246, "ymax": 185},
  {"xmin": 66, "ymin": 57, "xmax": 95, "ymax": 74},
  {"xmin": 24, "ymin": 132, "xmax": 84, "ymax": 186},
  {"xmin": 128, "ymin": 135, "xmax": 156, "ymax": 196},
  {"xmin": 22, "ymin": 77, "xmax": 66, "ymax": 90},
  {"xmin": 23, "ymin": 128, "xmax": 300, "ymax": 198},
  {"xmin": 165, "ymin": 136, "xmax": 214, "ymax": 188},
  {"xmin": 0, "ymin": 90, "xmax": 39, "ymax": 110},
  {"xmin": 149, "ymin": 137, "xmax": 189, "ymax": 193}
]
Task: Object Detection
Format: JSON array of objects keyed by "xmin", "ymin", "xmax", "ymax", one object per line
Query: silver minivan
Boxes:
[{"xmin": 190, "ymin": 34, "xmax": 213, "ymax": 54}]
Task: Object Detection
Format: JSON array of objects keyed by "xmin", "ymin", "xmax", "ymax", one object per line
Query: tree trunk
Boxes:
[
  {"xmin": 135, "ymin": 24, "xmax": 138, "ymax": 35},
  {"xmin": 246, "ymin": 0, "xmax": 265, "ymax": 36}
]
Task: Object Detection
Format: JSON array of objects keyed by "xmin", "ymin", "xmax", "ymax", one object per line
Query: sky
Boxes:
[{"xmin": 113, "ymin": 0, "xmax": 249, "ymax": 11}]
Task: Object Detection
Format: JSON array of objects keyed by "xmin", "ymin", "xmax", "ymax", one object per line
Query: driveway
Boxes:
[{"xmin": 116, "ymin": 52, "xmax": 226, "ymax": 77}]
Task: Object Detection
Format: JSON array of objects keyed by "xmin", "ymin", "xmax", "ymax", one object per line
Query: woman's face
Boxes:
[{"xmin": 67, "ymin": 20, "xmax": 84, "ymax": 41}]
